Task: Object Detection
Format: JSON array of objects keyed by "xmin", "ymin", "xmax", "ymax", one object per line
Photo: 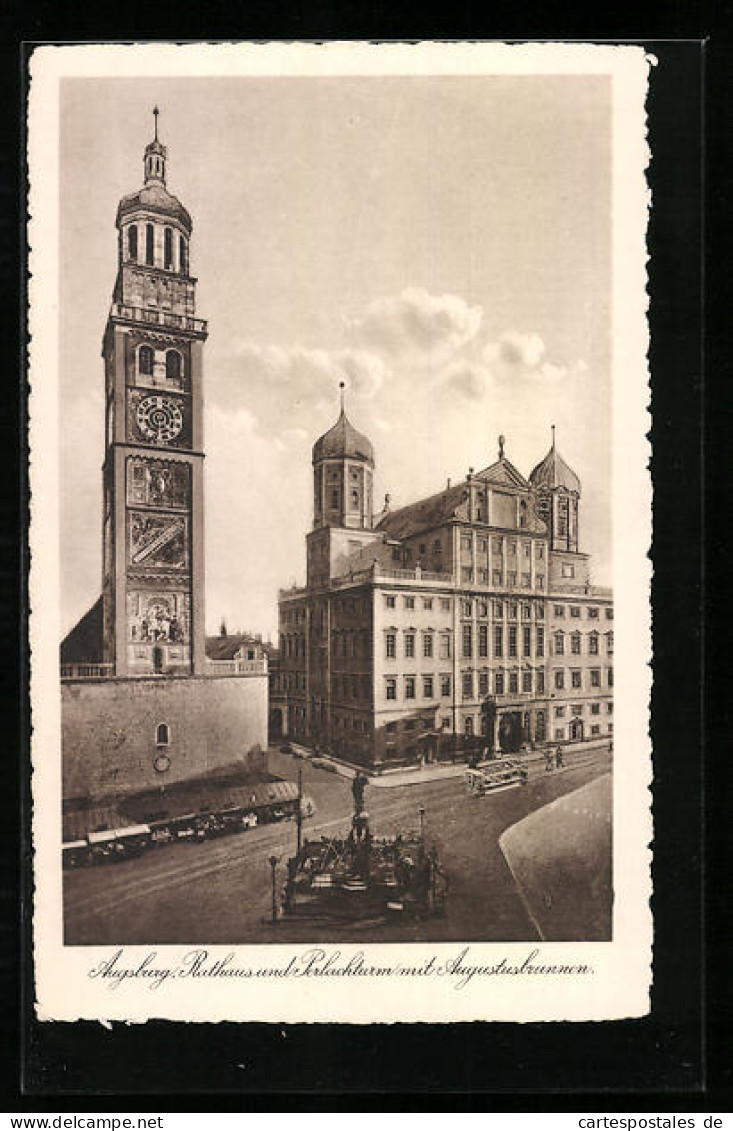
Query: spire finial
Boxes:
[
  {"xmin": 153, "ymin": 105, "xmax": 159, "ymax": 141},
  {"xmin": 339, "ymin": 380, "xmax": 345, "ymax": 414},
  {"xmin": 498, "ymin": 434, "xmax": 505, "ymax": 460},
  {"xmin": 551, "ymin": 424, "xmax": 556, "ymax": 448}
]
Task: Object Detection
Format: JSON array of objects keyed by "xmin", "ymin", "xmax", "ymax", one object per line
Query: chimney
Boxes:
[{"xmin": 446, "ymin": 477, "xmax": 451, "ymax": 490}]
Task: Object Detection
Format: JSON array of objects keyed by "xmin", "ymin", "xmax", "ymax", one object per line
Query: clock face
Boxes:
[{"xmin": 136, "ymin": 395, "xmax": 184, "ymax": 444}]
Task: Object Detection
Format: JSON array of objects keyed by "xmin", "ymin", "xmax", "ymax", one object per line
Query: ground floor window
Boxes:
[{"xmin": 555, "ymin": 727, "xmax": 565, "ymax": 740}]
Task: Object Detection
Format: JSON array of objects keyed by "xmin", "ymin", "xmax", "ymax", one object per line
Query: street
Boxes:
[{"xmin": 64, "ymin": 747, "xmax": 612, "ymax": 945}]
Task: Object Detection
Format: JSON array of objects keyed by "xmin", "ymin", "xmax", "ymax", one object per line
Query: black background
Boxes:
[{"xmin": 1, "ymin": 10, "xmax": 722, "ymax": 1108}]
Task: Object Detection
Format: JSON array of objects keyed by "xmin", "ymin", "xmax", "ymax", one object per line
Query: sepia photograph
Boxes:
[{"xmin": 30, "ymin": 42, "xmax": 651, "ymax": 1023}]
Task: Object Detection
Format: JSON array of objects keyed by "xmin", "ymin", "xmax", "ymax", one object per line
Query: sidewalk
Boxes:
[{"xmin": 283, "ymin": 739, "xmax": 612, "ymax": 790}]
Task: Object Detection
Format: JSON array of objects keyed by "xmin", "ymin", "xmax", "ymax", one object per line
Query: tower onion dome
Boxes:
[
  {"xmin": 312, "ymin": 406, "xmax": 374, "ymax": 467},
  {"xmin": 116, "ymin": 109, "xmax": 192, "ymax": 234},
  {"xmin": 529, "ymin": 430, "xmax": 581, "ymax": 494}
]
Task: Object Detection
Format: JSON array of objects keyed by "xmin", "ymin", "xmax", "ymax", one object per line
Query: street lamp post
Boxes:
[
  {"xmin": 268, "ymin": 854, "xmax": 279, "ymax": 924},
  {"xmin": 418, "ymin": 804, "xmax": 426, "ymax": 858},
  {"xmin": 296, "ymin": 765, "xmax": 303, "ymax": 854}
]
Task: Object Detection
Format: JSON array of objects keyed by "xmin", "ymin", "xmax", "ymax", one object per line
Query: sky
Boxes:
[{"xmin": 59, "ymin": 74, "xmax": 611, "ymax": 641}]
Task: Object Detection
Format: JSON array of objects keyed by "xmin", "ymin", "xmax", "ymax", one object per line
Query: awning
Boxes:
[
  {"xmin": 88, "ymin": 823, "xmax": 151, "ymax": 844},
  {"xmin": 62, "ymin": 840, "xmax": 87, "ymax": 851}
]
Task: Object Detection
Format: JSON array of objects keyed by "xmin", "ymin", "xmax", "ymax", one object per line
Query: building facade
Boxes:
[
  {"xmin": 61, "ymin": 115, "xmax": 268, "ymax": 806},
  {"xmin": 278, "ymin": 408, "xmax": 612, "ymax": 770}
]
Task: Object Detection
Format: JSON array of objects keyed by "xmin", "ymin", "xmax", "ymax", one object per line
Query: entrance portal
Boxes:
[
  {"xmin": 569, "ymin": 717, "xmax": 584, "ymax": 742},
  {"xmin": 153, "ymin": 646, "xmax": 164, "ymax": 674}
]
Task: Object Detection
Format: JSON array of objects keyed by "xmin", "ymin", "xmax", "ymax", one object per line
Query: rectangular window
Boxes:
[
  {"xmin": 508, "ymin": 626, "xmax": 517, "ymax": 657},
  {"xmin": 495, "ymin": 671, "xmax": 505, "ymax": 694},
  {"xmin": 523, "ymin": 626, "xmax": 531, "ymax": 656},
  {"xmin": 509, "ymin": 671, "xmax": 519, "ymax": 693},
  {"xmin": 591, "ymin": 725, "xmax": 600, "ymax": 736},
  {"xmin": 555, "ymin": 705, "xmax": 566, "ymax": 718},
  {"xmin": 589, "ymin": 635, "xmax": 599, "ymax": 655},
  {"xmin": 386, "ymin": 721, "xmax": 397, "ymax": 734},
  {"xmin": 423, "ymin": 633, "xmax": 433, "ymax": 658},
  {"xmin": 607, "ymin": 702, "xmax": 613, "ymax": 714},
  {"xmin": 607, "ymin": 632, "xmax": 614, "ymax": 655},
  {"xmin": 571, "ymin": 670, "xmax": 582, "ymax": 689},
  {"xmin": 555, "ymin": 670, "xmax": 565, "ymax": 690},
  {"xmin": 570, "ymin": 606, "xmax": 581, "ymax": 618},
  {"xmin": 537, "ymin": 545, "xmax": 544, "ymax": 560},
  {"xmin": 405, "ymin": 677, "xmax": 416, "ymax": 700},
  {"xmin": 522, "ymin": 603, "xmax": 532, "ymax": 619},
  {"xmin": 508, "ymin": 539, "xmax": 517, "ymax": 556},
  {"xmin": 522, "ymin": 669, "xmax": 532, "ymax": 692},
  {"xmin": 588, "ymin": 606, "xmax": 599, "ymax": 619},
  {"xmin": 555, "ymin": 727, "xmax": 565, "ymax": 740},
  {"xmin": 555, "ymin": 634, "xmax": 564, "ymax": 656},
  {"xmin": 536, "ymin": 669, "xmax": 545, "ymax": 694},
  {"xmin": 537, "ymin": 602, "xmax": 545, "ymax": 620},
  {"xmin": 386, "ymin": 678, "xmax": 397, "ymax": 700},
  {"xmin": 462, "ymin": 672, "xmax": 473, "ymax": 698},
  {"xmin": 508, "ymin": 602, "xmax": 518, "ymax": 620},
  {"xmin": 507, "ymin": 571, "xmax": 517, "ymax": 587},
  {"xmin": 554, "ymin": 605, "xmax": 565, "ymax": 617},
  {"xmin": 479, "ymin": 624, "xmax": 488, "ymax": 657},
  {"xmin": 441, "ymin": 673, "xmax": 451, "ymax": 697},
  {"xmin": 439, "ymin": 633, "xmax": 451, "ymax": 660},
  {"xmin": 479, "ymin": 670, "xmax": 489, "ymax": 695},
  {"xmin": 536, "ymin": 574, "xmax": 545, "ymax": 589},
  {"xmin": 606, "ymin": 608, "xmax": 614, "ymax": 620},
  {"xmin": 478, "ymin": 538, "xmax": 488, "ymax": 552},
  {"xmin": 590, "ymin": 669, "xmax": 601, "ymax": 687},
  {"xmin": 524, "ymin": 541, "xmax": 531, "ymax": 557},
  {"xmin": 536, "ymin": 627, "xmax": 545, "ymax": 656},
  {"xmin": 423, "ymin": 676, "xmax": 434, "ymax": 698},
  {"xmin": 385, "ymin": 633, "xmax": 396, "ymax": 659},
  {"xmin": 404, "ymin": 633, "xmax": 415, "ymax": 659},
  {"xmin": 493, "ymin": 536, "xmax": 503, "ymax": 552},
  {"xmin": 423, "ymin": 598, "xmax": 433, "ymax": 610},
  {"xmin": 492, "ymin": 569, "xmax": 503, "ymax": 585},
  {"xmin": 462, "ymin": 567, "xmax": 474, "ymax": 583},
  {"xmin": 462, "ymin": 624, "xmax": 472, "ymax": 658},
  {"xmin": 442, "ymin": 716, "xmax": 451, "ymax": 730},
  {"xmin": 478, "ymin": 569, "xmax": 488, "ymax": 583},
  {"xmin": 461, "ymin": 534, "xmax": 472, "ymax": 551},
  {"xmin": 404, "ymin": 596, "xmax": 415, "ymax": 610},
  {"xmin": 385, "ymin": 595, "xmax": 396, "ymax": 608},
  {"xmin": 463, "ymin": 599, "xmax": 472, "ymax": 617},
  {"xmin": 494, "ymin": 625, "xmax": 503, "ymax": 658},
  {"xmin": 571, "ymin": 634, "xmax": 581, "ymax": 654},
  {"xmin": 440, "ymin": 598, "xmax": 451, "ymax": 612},
  {"xmin": 521, "ymin": 572, "xmax": 531, "ymax": 588},
  {"xmin": 479, "ymin": 601, "xmax": 488, "ymax": 617},
  {"xmin": 591, "ymin": 703, "xmax": 601, "ymax": 715},
  {"xmin": 608, "ymin": 667, "xmax": 614, "ymax": 687},
  {"xmin": 494, "ymin": 600, "xmax": 504, "ymax": 618}
]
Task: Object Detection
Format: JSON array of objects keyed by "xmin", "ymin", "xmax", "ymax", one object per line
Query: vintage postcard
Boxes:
[{"xmin": 29, "ymin": 41, "xmax": 652, "ymax": 1023}]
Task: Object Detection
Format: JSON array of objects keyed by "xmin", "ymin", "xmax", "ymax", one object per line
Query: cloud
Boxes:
[
  {"xmin": 347, "ymin": 287, "xmax": 483, "ymax": 362},
  {"xmin": 436, "ymin": 358, "xmax": 493, "ymax": 401},
  {"xmin": 483, "ymin": 331, "xmax": 586, "ymax": 385}
]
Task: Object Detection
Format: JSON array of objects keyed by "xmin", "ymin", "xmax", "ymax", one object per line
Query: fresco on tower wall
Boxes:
[
  {"xmin": 126, "ymin": 590, "xmax": 189, "ymax": 643},
  {"xmin": 126, "ymin": 457, "xmax": 190, "ymax": 509},
  {"xmin": 127, "ymin": 511, "xmax": 189, "ymax": 570}
]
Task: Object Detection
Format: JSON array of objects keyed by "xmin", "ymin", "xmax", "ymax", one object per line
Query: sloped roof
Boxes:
[
  {"xmin": 529, "ymin": 443, "xmax": 581, "ymax": 494},
  {"xmin": 476, "ymin": 457, "xmax": 531, "ymax": 490},
  {"xmin": 312, "ymin": 408, "xmax": 374, "ymax": 465},
  {"xmin": 60, "ymin": 596, "xmax": 103, "ymax": 664},
  {"xmin": 205, "ymin": 634, "xmax": 274, "ymax": 661},
  {"xmin": 376, "ymin": 482, "xmax": 469, "ymax": 539}
]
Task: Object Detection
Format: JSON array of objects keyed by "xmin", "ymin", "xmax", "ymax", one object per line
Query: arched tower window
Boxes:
[
  {"xmin": 165, "ymin": 350, "xmax": 182, "ymax": 381},
  {"xmin": 156, "ymin": 722, "xmax": 170, "ymax": 746},
  {"xmin": 145, "ymin": 223, "xmax": 154, "ymax": 266},
  {"xmin": 164, "ymin": 227, "xmax": 173, "ymax": 270},
  {"xmin": 138, "ymin": 345, "xmax": 154, "ymax": 376},
  {"xmin": 179, "ymin": 235, "xmax": 187, "ymax": 275},
  {"xmin": 128, "ymin": 225, "xmax": 138, "ymax": 262}
]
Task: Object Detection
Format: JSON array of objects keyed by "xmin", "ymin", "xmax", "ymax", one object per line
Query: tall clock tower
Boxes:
[{"xmin": 101, "ymin": 111, "xmax": 207, "ymax": 677}]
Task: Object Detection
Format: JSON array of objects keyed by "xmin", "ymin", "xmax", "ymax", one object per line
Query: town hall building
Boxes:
[{"xmin": 277, "ymin": 398, "xmax": 613, "ymax": 769}]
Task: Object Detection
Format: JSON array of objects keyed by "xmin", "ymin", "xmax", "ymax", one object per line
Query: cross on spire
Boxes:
[
  {"xmin": 153, "ymin": 105, "xmax": 159, "ymax": 141},
  {"xmin": 339, "ymin": 380, "xmax": 345, "ymax": 414},
  {"xmin": 551, "ymin": 423, "xmax": 556, "ymax": 448}
]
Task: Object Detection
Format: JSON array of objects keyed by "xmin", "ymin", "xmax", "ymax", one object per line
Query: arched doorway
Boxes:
[
  {"xmin": 153, "ymin": 646, "xmax": 164, "ymax": 673},
  {"xmin": 499, "ymin": 711, "xmax": 523, "ymax": 753},
  {"xmin": 569, "ymin": 717, "xmax": 584, "ymax": 742}
]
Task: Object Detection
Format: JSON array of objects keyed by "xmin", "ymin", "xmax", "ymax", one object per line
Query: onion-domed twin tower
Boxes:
[{"xmin": 101, "ymin": 110, "xmax": 207, "ymax": 676}]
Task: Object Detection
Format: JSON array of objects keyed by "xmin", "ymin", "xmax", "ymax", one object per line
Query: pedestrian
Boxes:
[
  {"xmin": 555, "ymin": 745, "xmax": 564, "ymax": 769},
  {"xmin": 544, "ymin": 748, "xmax": 554, "ymax": 773}
]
